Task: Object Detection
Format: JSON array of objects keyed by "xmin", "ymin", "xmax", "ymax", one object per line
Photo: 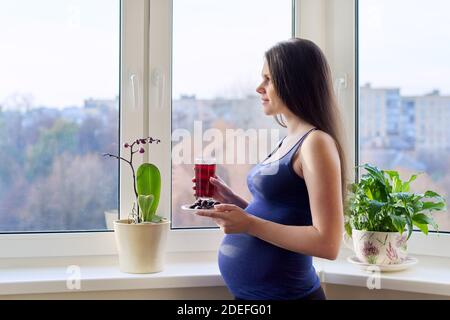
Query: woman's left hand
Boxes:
[{"xmin": 195, "ymin": 204, "xmax": 254, "ymax": 234}]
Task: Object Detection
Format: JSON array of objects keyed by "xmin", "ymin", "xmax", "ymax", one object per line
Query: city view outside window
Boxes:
[
  {"xmin": 0, "ymin": 0, "xmax": 120, "ymax": 232},
  {"xmin": 171, "ymin": 0, "xmax": 292, "ymax": 228},
  {"xmin": 359, "ymin": 0, "xmax": 450, "ymax": 232}
]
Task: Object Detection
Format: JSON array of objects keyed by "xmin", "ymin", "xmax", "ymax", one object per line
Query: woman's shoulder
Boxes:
[
  {"xmin": 300, "ymin": 129, "xmax": 339, "ymax": 160},
  {"xmin": 305, "ymin": 129, "xmax": 336, "ymax": 147},
  {"xmin": 291, "ymin": 128, "xmax": 340, "ymax": 179}
]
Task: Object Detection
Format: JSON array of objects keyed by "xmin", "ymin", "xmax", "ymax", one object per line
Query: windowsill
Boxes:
[
  {"xmin": 317, "ymin": 249, "xmax": 450, "ymax": 297},
  {"xmin": 1, "ymin": 249, "xmax": 449, "ymax": 297}
]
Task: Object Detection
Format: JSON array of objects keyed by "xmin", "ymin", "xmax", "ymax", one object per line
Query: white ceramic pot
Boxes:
[
  {"xmin": 344, "ymin": 229, "xmax": 408, "ymax": 265},
  {"xmin": 113, "ymin": 219, "xmax": 170, "ymax": 273}
]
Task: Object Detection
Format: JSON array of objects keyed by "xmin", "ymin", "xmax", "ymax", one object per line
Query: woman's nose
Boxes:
[{"xmin": 256, "ymin": 84, "xmax": 265, "ymax": 94}]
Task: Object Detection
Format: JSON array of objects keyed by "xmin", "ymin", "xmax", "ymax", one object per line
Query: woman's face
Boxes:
[{"xmin": 256, "ymin": 61, "xmax": 286, "ymax": 116}]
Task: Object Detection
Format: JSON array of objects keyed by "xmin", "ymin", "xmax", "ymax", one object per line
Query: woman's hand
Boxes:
[
  {"xmin": 195, "ymin": 204, "xmax": 255, "ymax": 234},
  {"xmin": 192, "ymin": 175, "xmax": 238, "ymax": 205}
]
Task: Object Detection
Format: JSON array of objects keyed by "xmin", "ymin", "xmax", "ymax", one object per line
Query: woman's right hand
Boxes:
[{"xmin": 192, "ymin": 175, "xmax": 236, "ymax": 204}]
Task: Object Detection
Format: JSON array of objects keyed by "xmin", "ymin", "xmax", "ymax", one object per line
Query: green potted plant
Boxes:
[
  {"xmin": 104, "ymin": 137, "xmax": 170, "ymax": 274},
  {"xmin": 344, "ymin": 164, "xmax": 446, "ymax": 265}
]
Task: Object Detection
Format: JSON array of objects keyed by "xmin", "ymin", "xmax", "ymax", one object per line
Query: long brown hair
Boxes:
[{"xmin": 265, "ymin": 38, "xmax": 348, "ymax": 202}]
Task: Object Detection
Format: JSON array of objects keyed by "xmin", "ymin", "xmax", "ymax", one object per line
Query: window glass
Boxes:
[
  {"xmin": 172, "ymin": 0, "xmax": 292, "ymax": 228},
  {"xmin": 0, "ymin": 0, "xmax": 120, "ymax": 232},
  {"xmin": 359, "ymin": 0, "xmax": 450, "ymax": 232}
]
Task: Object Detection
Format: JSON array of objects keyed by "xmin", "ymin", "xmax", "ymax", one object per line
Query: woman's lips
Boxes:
[{"xmin": 261, "ymin": 99, "xmax": 270, "ymax": 105}]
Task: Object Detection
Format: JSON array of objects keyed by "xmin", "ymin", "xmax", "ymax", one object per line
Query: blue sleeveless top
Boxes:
[{"xmin": 218, "ymin": 128, "xmax": 320, "ymax": 300}]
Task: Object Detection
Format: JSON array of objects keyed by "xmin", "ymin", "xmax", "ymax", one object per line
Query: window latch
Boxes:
[{"xmin": 130, "ymin": 73, "xmax": 140, "ymax": 110}]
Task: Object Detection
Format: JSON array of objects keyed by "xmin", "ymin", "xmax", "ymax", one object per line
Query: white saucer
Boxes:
[
  {"xmin": 180, "ymin": 204, "xmax": 216, "ymax": 213},
  {"xmin": 347, "ymin": 255, "xmax": 418, "ymax": 272}
]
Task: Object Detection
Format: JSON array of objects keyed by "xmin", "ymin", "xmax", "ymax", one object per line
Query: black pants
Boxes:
[
  {"xmin": 234, "ymin": 286, "xmax": 327, "ymax": 301},
  {"xmin": 297, "ymin": 286, "xmax": 326, "ymax": 300}
]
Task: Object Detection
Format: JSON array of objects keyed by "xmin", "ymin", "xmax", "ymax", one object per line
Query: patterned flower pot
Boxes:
[{"xmin": 345, "ymin": 229, "xmax": 408, "ymax": 265}]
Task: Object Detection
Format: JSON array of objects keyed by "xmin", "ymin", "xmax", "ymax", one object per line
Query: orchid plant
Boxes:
[{"xmin": 104, "ymin": 137, "xmax": 162, "ymax": 223}]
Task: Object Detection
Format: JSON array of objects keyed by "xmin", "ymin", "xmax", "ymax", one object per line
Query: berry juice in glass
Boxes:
[{"xmin": 194, "ymin": 157, "xmax": 216, "ymax": 199}]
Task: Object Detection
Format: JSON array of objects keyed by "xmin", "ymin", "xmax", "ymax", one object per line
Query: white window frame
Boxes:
[{"xmin": 1, "ymin": 0, "xmax": 448, "ymax": 259}]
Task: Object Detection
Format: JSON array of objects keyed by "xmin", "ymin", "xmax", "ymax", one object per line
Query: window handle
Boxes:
[
  {"xmin": 130, "ymin": 73, "xmax": 140, "ymax": 110},
  {"xmin": 335, "ymin": 73, "xmax": 348, "ymax": 106}
]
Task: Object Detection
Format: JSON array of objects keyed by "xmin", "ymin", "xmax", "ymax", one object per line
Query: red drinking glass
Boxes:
[{"xmin": 194, "ymin": 157, "xmax": 216, "ymax": 199}]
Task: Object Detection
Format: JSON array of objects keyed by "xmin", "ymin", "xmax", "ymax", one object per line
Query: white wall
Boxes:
[
  {"xmin": 2, "ymin": 285, "xmax": 449, "ymax": 300},
  {"xmin": 0, "ymin": 286, "xmax": 233, "ymax": 300},
  {"xmin": 323, "ymin": 284, "xmax": 450, "ymax": 300}
]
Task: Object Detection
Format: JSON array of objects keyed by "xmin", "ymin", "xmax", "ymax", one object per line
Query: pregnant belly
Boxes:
[{"xmin": 218, "ymin": 233, "xmax": 314, "ymax": 290}]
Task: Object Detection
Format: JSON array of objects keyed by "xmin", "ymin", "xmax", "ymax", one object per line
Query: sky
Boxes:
[
  {"xmin": 172, "ymin": 0, "xmax": 292, "ymax": 100},
  {"xmin": 0, "ymin": 0, "xmax": 120, "ymax": 108},
  {"xmin": 359, "ymin": 0, "xmax": 450, "ymax": 96},
  {"xmin": 1, "ymin": 0, "xmax": 450, "ymax": 109}
]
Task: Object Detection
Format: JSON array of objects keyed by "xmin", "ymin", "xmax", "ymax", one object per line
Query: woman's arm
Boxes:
[
  {"xmin": 209, "ymin": 176, "xmax": 249, "ymax": 209},
  {"xmin": 230, "ymin": 192, "xmax": 249, "ymax": 209},
  {"xmin": 196, "ymin": 131, "xmax": 344, "ymax": 260}
]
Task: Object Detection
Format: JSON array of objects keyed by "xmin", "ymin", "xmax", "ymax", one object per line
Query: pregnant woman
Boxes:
[{"xmin": 194, "ymin": 38, "xmax": 347, "ymax": 300}]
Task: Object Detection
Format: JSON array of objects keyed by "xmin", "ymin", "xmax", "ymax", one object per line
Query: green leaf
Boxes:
[
  {"xmin": 368, "ymin": 199, "xmax": 385, "ymax": 208},
  {"xmin": 402, "ymin": 174, "xmax": 418, "ymax": 192},
  {"xmin": 151, "ymin": 215, "xmax": 164, "ymax": 223},
  {"xmin": 136, "ymin": 163, "xmax": 161, "ymax": 217},
  {"xmin": 412, "ymin": 213, "xmax": 439, "ymax": 232},
  {"xmin": 412, "ymin": 213, "xmax": 433, "ymax": 225},
  {"xmin": 138, "ymin": 194, "xmax": 154, "ymax": 222},
  {"xmin": 384, "ymin": 170, "xmax": 402, "ymax": 193},
  {"xmin": 406, "ymin": 205, "xmax": 415, "ymax": 219},
  {"xmin": 391, "ymin": 192, "xmax": 412, "ymax": 200},
  {"xmin": 422, "ymin": 201, "xmax": 446, "ymax": 211},
  {"xmin": 406, "ymin": 216, "xmax": 414, "ymax": 240},
  {"xmin": 415, "ymin": 213, "xmax": 438, "ymax": 229},
  {"xmin": 412, "ymin": 200, "xmax": 424, "ymax": 212},
  {"xmin": 393, "ymin": 176, "xmax": 403, "ymax": 193},
  {"xmin": 363, "ymin": 164, "xmax": 386, "ymax": 185},
  {"xmin": 364, "ymin": 187, "xmax": 374, "ymax": 200},
  {"xmin": 345, "ymin": 222, "xmax": 352, "ymax": 237},
  {"xmin": 413, "ymin": 221, "xmax": 429, "ymax": 235},
  {"xmin": 424, "ymin": 190, "xmax": 443, "ymax": 199},
  {"xmin": 390, "ymin": 215, "xmax": 406, "ymax": 234},
  {"xmin": 384, "ymin": 170, "xmax": 399, "ymax": 181}
]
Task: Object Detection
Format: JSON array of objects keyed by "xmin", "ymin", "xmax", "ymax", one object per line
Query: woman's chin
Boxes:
[{"xmin": 262, "ymin": 105, "xmax": 274, "ymax": 115}]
